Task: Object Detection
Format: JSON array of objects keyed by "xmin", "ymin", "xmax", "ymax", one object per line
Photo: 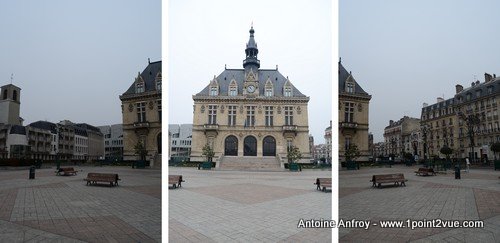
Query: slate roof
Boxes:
[
  {"xmin": 122, "ymin": 61, "xmax": 162, "ymax": 95},
  {"xmin": 194, "ymin": 69, "xmax": 306, "ymax": 97},
  {"xmin": 455, "ymin": 77, "xmax": 500, "ymax": 102},
  {"xmin": 10, "ymin": 125, "xmax": 26, "ymax": 135},
  {"xmin": 75, "ymin": 123, "xmax": 102, "ymax": 134},
  {"xmin": 422, "ymin": 98, "xmax": 455, "ymax": 113},
  {"xmin": 29, "ymin": 121, "xmax": 58, "ymax": 134},
  {"xmin": 338, "ymin": 61, "xmax": 369, "ymax": 96}
]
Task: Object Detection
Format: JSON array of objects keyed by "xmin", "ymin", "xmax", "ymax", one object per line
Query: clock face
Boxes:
[{"xmin": 247, "ymin": 85, "xmax": 256, "ymax": 93}]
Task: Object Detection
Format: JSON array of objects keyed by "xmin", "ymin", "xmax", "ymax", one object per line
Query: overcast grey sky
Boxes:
[
  {"xmin": 168, "ymin": 0, "xmax": 332, "ymax": 143},
  {"xmin": 340, "ymin": 0, "xmax": 500, "ymax": 143},
  {"xmin": 0, "ymin": 0, "xmax": 160, "ymax": 126}
]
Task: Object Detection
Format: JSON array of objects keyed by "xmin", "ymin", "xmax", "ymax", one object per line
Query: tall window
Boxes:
[
  {"xmin": 246, "ymin": 106, "xmax": 255, "ymax": 126},
  {"xmin": 265, "ymin": 106, "xmax": 274, "ymax": 126},
  {"xmin": 136, "ymin": 82, "xmax": 144, "ymax": 93},
  {"xmin": 227, "ymin": 105, "xmax": 237, "ymax": 126},
  {"xmin": 210, "ymin": 87, "xmax": 218, "ymax": 96},
  {"xmin": 284, "ymin": 87, "xmax": 292, "ymax": 97},
  {"xmin": 344, "ymin": 102, "xmax": 354, "ymax": 122},
  {"xmin": 2, "ymin": 90, "xmax": 6, "ymax": 99},
  {"xmin": 136, "ymin": 102, "xmax": 146, "ymax": 122},
  {"xmin": 13, "ymin": 90, "xmax": 17, "ymax": 101},
  {"xmin": 157, "ymin": 99, "xmax": 162, "ymax": 121},
  {"xmin": 284, "ymin": 106, "xmax": 293, "ymax": 125},
  {"xmin": 229, "ymin": 86, "xmax": 237, "ymax": 96},
  {"xmin": 208, "ymin": 105, "xmax": 217, "ymax": 124}
]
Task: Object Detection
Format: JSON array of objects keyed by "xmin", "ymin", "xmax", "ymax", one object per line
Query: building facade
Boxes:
[
  {"xmin": 421, "ymin": 73, "xmax": 500, "ymax": 163},
  {"xmin": 324, "ymin": 121, "xmax": 332, "ymax": 163},
  {"xmin": 120, "ymin": 60, "xmax": 162, "ymax": 165},
  {"xmin": 383, "ymin": 116, "xmax": 420, "ymax": 159},
  {"xmin": 98, "ymin": 124, "xmax": 124, "ymax": 161},
  {"xmin": 168, "ymin": 124, "xmax": 193, "ymax": 160},
  {"xmin": 338, "ymin": 60, "xmax": 371, "ymax": 162},
  {"xmin": 190, "ymin": 26, "xmax": 311, "ymax": 168}
]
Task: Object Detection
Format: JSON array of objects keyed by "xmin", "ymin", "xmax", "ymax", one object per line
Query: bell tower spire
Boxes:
[{"xmin": 243, "ymin": 25, "xmax": 260, "ymax": 70}]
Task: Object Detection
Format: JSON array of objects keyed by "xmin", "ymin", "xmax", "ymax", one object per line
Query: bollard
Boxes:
[
  {"xmin": 29, "ymin": 166, "xmax": 36, "ymax": 179},
  {"xmin": 454, "ymin": 165, "xmax": 461, "ymax": 179}
]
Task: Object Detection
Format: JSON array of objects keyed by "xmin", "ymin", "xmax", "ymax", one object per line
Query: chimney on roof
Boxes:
[
  {"xmin": 471, "ymin": 82, "xmax": 475, "ymax": 87},
  {"xmin": 485, "ymin": 73, "xmax": 493, "ymax": 83},
  {"xmin": 148, "ymin": 58, "xmax": 150, "ymax": 64},
  {"xmin": 455, "ymin": 84, "xmax": 463, "ymax": 93},
  {"xmin": 423, "ymin": 102, "xmax": 428, "ymax": 108},
  {"xmin": 476, "ymin": 80, "xmax": 480, "ymax": 85},
  {"xmin": 390, "ymin": 120, "xmax": 394, "ymax": 126},
  {"xmin": 437, "ymin": 97, "xmax": 444, "ymax": 103},
  {"xmin": 494, "ymin": 74, "xmax": 497, "ymax": 79}
]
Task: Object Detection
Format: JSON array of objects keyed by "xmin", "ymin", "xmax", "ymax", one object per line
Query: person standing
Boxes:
[{"xmin": 466, "ymin": 157, "xmax": 470, "ymax": 173}]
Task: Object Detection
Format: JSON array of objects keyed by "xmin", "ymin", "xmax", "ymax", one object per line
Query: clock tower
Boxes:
[{"xmin": 243, "ymin": 25, "xmax": 260, "ymax": 96}]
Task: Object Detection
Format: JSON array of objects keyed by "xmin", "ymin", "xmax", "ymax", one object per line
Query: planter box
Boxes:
[
  {"xmin": 346, "ymin": 161, "xmax": 358, "ymax": 170},
  {"xmin": 289, "ymin": 163, "xmax": 300, "ymax": 171}
]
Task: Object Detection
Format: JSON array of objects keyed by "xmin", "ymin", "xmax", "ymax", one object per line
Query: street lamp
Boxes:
[
  {"xmin": 421, "ymin": 124, "xmax": 429, "ymax": 163},
  {"xmin": 458, "ymin": 112, "xmax": 481, "ymax": 164}
]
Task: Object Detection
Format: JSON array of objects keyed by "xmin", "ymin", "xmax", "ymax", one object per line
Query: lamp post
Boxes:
[
  {"xmin": 458, "ymin": 112, "xmax": 480, "ymax": 164},
  {"xmin": 421, "ymin": 124, "xmax": 429, "ymax": 164}
]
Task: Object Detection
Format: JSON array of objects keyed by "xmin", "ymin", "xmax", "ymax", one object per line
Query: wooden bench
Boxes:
[
  {"xmin": 84, "ymin": 173, "xmax": 120, "ymax": 186},
  {"xmin": 371, "ymin": 173, "xmax": 407, "ymax": 188},
  {"xmin": 169, "ymin": 175, "xmax": 185, "ymax": 189},
  {"xmin": 415, "ymin": 168, "xmax": 436, "ymax": 176},
  {"xmin": 314, "ymin": 178, "xmax": 332, "ymax": 192},
  {"xmin": 57, "ymin": 167, "xmax": 78, "ymax": 176}
]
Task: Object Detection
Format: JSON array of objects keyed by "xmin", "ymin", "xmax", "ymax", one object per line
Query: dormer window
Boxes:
[
  {"xmin": 228, "ymin": 79, "xmax": 238, "ymax": 96},
  {"xmin": 346, "ymin": 82, "xmax": 354, "ymax": 93},
  {"xmin": 229, "ymin": 86, "xmax": 237, "ymax": 96},
  {"xmin": 136, "ymin": 82, "xmax": 145, "ymax": 93},
  {"xmin": 265, "ymin": 87, "xmax": 273, "ymax": 97},
  {"xmin": 210, "ymin": 86, "xmax": 218, "ymax": 96},
  {"xmin": 156, "ymin": 79, "xmax": 162, "ymax": 91},
  {"xmin": 264, "ymin": 78, "xmax": 274, "ymax": 97},
  {"xmin": 284, "ymin": 87, "xmax": 292, "ymax": 97}
]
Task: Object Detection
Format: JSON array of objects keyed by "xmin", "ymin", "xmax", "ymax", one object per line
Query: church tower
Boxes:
[{"xmin": 0, "ymin": 84, "xmax": 22, "ymax": 125}]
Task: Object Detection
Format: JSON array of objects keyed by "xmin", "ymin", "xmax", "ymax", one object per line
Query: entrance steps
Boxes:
[{"xmin": 218, "ymin": 156, "xmax": 284, "ymax": 171}]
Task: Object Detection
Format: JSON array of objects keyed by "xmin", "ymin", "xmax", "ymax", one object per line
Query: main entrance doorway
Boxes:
[
  {"xmin": 243, "ymin": 136, "xmax": 257, "ymax": 156},
  {"xmin": 262, "ymin": 136, "xmax": 276, "ymax": 156}
]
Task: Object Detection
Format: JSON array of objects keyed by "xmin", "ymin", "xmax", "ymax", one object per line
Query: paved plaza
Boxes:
[
  {"xmin": 339, "ymin": 165, "xmax": 500, "ymax": 242},
  {"xmin": 0, "ymin": 166, "xmax": 161, "ymax": 242},
  {"xmin": 169, "ymin": 167, "xmax": 332, "ymax": 242}
]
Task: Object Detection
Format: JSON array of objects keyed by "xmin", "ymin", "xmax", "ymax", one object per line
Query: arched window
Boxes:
[
  {"xmin": 263, "ymin": 136, "xmax": 276, "ymax": 156},
  {"xmin": 243, "ymin": 136, "xmax": 257, "ymax": 156},
  {"xmin": 224, "ymin": 135, "xmax": 238, "ymax": 156},
  {"xmin": 13, "ymin": 90, "xmax": 17, "ymax": 101}
]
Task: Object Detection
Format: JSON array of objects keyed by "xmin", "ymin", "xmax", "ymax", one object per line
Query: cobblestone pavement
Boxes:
[
  {"xmin": 169, "ymin": 167, "xmax": 332, "ymax": 242},
  {"xmin": 0, "ymin": 166, "xmax": 161, "ymax": 242},
  {"xmin": 339, "ymin": 165, "xmax": 500, "ymax": 242}
]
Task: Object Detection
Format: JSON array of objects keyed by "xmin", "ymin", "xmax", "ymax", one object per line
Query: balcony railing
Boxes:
[
  {"xmin": 282, "ymin": 125, "xmax": 298, "ymax": 132},
  {"xmin": 203, "ymin": 124, "xmax": 219, "ymax": 130},
  {"xmin": 340, "ymin": 122, "xmax": 358, "ymax": 129},
  {"xmin": 133, "ymin": 122, "xmax": 150, "ymax": 128}
]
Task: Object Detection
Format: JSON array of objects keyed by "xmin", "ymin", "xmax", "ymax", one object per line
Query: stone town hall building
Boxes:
[{"xmin": 190, "ymin": 26, "xmax": 311, "ymax": 169}]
